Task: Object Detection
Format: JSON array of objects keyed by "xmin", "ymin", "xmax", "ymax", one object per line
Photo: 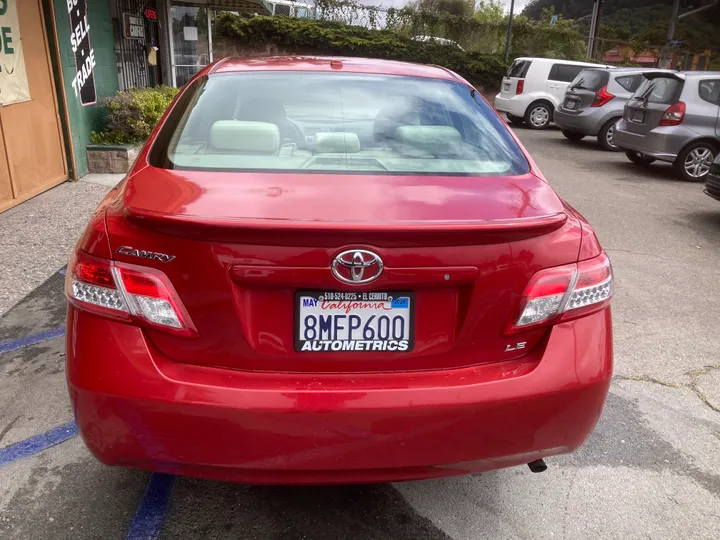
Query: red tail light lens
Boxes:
[
  {"xmin": 66, "ymin": 251, "xmax": 197, "ymax": 338},
  {"xmin": 516, "ymin": 80, "xmax": 525, "ymax": 95},
  {"xmin": 659, "ymin": 101, "xmax": 685, "ymax": 126},
  {"xmin": 506, "ymin": 252, "xmax": 613, "ymax": 334},
  {"xmin": 591, "ymin": 86, "xmax": 615, "ymax": 107}
]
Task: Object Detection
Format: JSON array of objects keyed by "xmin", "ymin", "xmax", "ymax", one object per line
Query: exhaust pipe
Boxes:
[{"xmin": 527, "ymin": 459, "xmax": 547, "ymax": 473}]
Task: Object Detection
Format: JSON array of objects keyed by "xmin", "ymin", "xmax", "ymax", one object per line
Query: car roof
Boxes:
[
  {"xmin": 207, "ymin": 56, "xmax": 463, "ymax": 82},
  {"xmin": 513, "ymin": 57, "xmax": 608, "ymax": 68},
  {"xmin": 679, "ymin": 71, "xmax": 720, "ymax": 78}
]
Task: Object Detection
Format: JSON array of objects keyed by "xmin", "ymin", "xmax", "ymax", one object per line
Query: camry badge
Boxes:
[
  {"xmin": 331, "ymin": 249, "xmax": 383, "ymax": 285},
  {"xmin": 117, "ymin": 246, "xmax": 176, "ymax": 263}
]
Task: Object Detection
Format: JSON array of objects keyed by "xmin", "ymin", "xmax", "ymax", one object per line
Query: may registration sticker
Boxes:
[{"xmin": 295, "ymin": 291, "xmax": 414, "ymax": 353}]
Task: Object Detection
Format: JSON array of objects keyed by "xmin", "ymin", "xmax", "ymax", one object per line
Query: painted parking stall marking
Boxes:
[
  {"xmin": 0, "ymin": 421, "xmax": 78, "ymax": 467},
  {"xmin": 0, "ymin": 326, "xmax": 65, "ymax": 355}
]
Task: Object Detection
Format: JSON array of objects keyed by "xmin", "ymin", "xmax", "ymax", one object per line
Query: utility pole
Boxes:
[
  {"xmin": 586, "ymin": 0, "xmax": 604, "ymax": 60},
  {"xmin": 660, "ymin": 0, "xmax": 681, "ymax": 68},
  {"xmin": 504, "ymin": 0, "xmax": 515, "ymax": 63}
]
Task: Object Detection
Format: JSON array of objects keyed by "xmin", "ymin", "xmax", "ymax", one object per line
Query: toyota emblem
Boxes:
[{"xmin": 331, "ymin": 249, "xmax": 384, "ymax": 285}]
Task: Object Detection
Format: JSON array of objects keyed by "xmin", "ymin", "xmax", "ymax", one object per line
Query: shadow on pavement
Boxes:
[{"xmin": 161, "ymin": 480, "xmax": 453, "ymax": 540}]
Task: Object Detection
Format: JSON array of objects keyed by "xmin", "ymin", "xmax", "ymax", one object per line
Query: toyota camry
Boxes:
[{"xmin": 65, "ymin": 56, "xmax": 613, "ymax": 484}]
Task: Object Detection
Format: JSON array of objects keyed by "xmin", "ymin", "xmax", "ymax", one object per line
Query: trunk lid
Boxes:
[
  {"xmin": 562, "ymin": 69, "xmax": 608, "ymax": 112},
  {"xmin": 500, "ymin": 59, "xmax": 532, "ymax": 98},
  {"xmin": 105, "ymin": 167, "xmax": 580, "ymax": 373},
  {"xmin": 623, "ymin": 73, "xmax": 685, "ymax": 135}
]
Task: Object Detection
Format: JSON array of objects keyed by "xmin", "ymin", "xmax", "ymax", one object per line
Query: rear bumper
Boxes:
[
  {"xmin": 614, "ymin": 121, "xmax": 694, "ymax": 162},
  {"xmin": 554, "ymin": 109, "xmax": 608, "ymax": 136},
  {"xmin": 493, "ymin": 94, "xmax": 528, "ymax": 118},
  {"xmin": 66, "ymin": 307, "xmax": 613, "ymax": 484}
]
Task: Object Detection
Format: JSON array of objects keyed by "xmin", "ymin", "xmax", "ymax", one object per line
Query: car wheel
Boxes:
[
  {"xmin": 506, "ymin": 113, "xmax": 524, "ymax": 126},
  {"xmin": 597, "ymin": 118, "xmax": 622, "ymax": 152},
  {"xmin": 625, "ymin": 150, "xmax": 656, "ymax": 166},
  {"xmin": 561, "ymin": 130, "xmax": 585, "ymax": 141},
  {"xmin": 674, "ymin": 142, "xmax": 717, "ymax": 182},
  {"xmin": 524, "ymin": 103, "xmax": 552, "ymax": 130}
]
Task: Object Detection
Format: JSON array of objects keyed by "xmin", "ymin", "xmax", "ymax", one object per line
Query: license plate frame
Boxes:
[
  {"xmin": 295, "ymin": 291, "xmax": 415, "ymax": 353},
  {"xmin": 631, "ymin": 109, "xmax": 645, "ymax": 123}
]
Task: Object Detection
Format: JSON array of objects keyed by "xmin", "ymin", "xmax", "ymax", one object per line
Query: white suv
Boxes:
[{"xmin": 495, "ymin": 57, "xmax": 609, "ymax": 129}]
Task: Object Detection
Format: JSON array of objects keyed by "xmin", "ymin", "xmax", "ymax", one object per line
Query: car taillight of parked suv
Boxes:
[{"xmin": 614, "ymin": 72, "xmax": 720, "ymax": 182}]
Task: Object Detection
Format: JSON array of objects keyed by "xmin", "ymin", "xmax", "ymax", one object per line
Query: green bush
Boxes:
[
  {"xmin": 213, "ymin": 14, "xmax": 509, "ymax": 92},
  {"xmin": 90, "ymin": 86, "xmax": 179, "ymax": 146}
]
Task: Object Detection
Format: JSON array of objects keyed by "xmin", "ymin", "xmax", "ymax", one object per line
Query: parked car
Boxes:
[
  {"xmin": 554, "ymin": 68, "xmax": 670, "ymax": 151},
  {"xmin": 704, "ymin": 153, "xmax": 720, "ymax": 201},
  {"xmin": 65, "ymin": 56, "xmax": 613, "ymax": 485},
  {"xmin": 614, "ymin": 71, "xmax": 720, "ymax": 182},
  {"xmin": 412, "ymin": 35, "xmax": 464, "ymax": 50},
  {"xmin": 494, "ymin": 57, "xmax": 609, "ymax": 130}
]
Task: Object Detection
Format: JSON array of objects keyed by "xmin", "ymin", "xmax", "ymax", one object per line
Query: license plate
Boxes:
[
  {"xmin": 564, "ymin": 100, "xmax": 577, "ymax": 110},
  {"xmin": 631, "ymin": 110, "xmax": 645, "ymax": 123},
  {"xmin": 503, "ymin": 83, "xmax": 510, "ymax": 91},
  {"xmin": 296, "ymin": 291, "xmax": 414, "ymax": 352}
]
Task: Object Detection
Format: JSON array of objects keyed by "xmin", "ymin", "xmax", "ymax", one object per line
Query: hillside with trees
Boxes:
[{"xmin": 522, "ymin": 0, "xmax": 720, "ymax": 56}]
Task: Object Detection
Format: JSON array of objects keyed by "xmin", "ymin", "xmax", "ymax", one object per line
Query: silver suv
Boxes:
[
  {"xmin": 614, "ymin": 72, "xmax": 720, "ymax": 182},
  {"xmin": 554, "ymin": 68, "xmax": 669, "ymax": 151}
]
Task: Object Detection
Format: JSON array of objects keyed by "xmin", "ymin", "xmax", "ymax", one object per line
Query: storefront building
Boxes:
[{"xmin": 0, "ymin": 0, "xmax": 273, "ymax": 213}]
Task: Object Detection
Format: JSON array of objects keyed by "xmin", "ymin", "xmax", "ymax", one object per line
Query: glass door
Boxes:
[{"xmin": 169, "ymin": 2, "xmax": 212, "ymax": 87}]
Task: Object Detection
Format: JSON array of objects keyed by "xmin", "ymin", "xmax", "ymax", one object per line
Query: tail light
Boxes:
[
  {"xmin": 66, "ymin": 250, "xmax": 197, "ymax": 338},
  {"xmin": 659, "ymin": 101, "xmax": 685, "ymax": 126},
  {"xmin": 516, "ymin": 80, "xmax": 525, "ymax": 95},
  {"xmin": 591, "ymin": 86, "xmax": 615, "ymax": 107},
  {"xmin": 506, "ymin": 252, "xmax": 613, "ymax": 334}
]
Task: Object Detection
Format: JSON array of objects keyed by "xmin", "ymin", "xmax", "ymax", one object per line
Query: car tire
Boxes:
[
  {"xmin": 562, "ymin": 130, "xmax": 585, "ymax": 141},
  {"xmin": 597, "ymin": 118, "xmax": 622, "ymax": 152},
  {"xmin": 506, "ymin": 113, "xmax": 524, "ymax": 126},
  {"xmin": 673, "ymin": 142, "xmax": 717, "ymax": 182},
  {"xmin": 524, "ymin": 102, "xmax": 553, "ymax": 130},
  {"xmin": 626, "ymin": 150, "xmax": 656, "ymax": 166}
]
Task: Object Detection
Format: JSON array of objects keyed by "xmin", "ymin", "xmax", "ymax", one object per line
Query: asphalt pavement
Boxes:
[{"xmin": 1, "ymin": 127, "xmax": 719, "ymax": 539}]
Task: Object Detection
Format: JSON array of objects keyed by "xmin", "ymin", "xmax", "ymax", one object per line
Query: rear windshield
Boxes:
[
  {"xmin": 506, "ymin": 59, "xmax": 531, "ymax": 79},
  {"xmin": 150, "ymin": 72, "xmax": 529, "ymax": 176},
  {"xmin": 633, "ymin": 77, "xmax": 683, "ymax": 104},
  {"xmin": 570, "ymin": 69, "xmax": 608, "ymax": 91}
]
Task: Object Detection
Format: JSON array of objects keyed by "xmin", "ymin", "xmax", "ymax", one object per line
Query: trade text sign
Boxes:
[
  {"xmin": 0, "ymin": 0, "xmax": 31, "ymax": 106},
  {"xmin": 67, "ymin": 0, "xmax": 96, "ymax": 106}
]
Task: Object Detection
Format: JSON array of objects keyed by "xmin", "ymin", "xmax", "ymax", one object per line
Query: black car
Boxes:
[{"xmin": 705, "ymin": 154, "xmax": 720, "ymax": 202}]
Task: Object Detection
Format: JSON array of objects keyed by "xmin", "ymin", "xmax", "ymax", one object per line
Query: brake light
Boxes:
[
  {"xmin": 659, "ymin": 101, "xmax": 685, "ymax": 126},
  {"xmin": 66, "ymin": 251, "xmax": 197, "ymax": 338},
  {"xmin": 591, "ymin": 86, "xmax": 615, "ymax": 107},
  {"xmin": 506, "ymin": 252, "xmax": 613, "ymax": 334},
  {"xmin": 516, "ymin": 80, "xmax": 524, "ymax": 95}
]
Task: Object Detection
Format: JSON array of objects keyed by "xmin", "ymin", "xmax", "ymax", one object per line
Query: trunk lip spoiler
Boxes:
[
  {"xmin": 123, "ymin": 206, "xmax": 568, "ymax": 234},
  {"xmin": 643, "ymin": 72, "xmax": 685, "ymax": 81}
]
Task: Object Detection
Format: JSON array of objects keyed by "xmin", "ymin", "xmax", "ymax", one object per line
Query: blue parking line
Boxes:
[
  {"xmin": 59, "ymin": 265, "xmax": 68, "ymax": 276},
  {"xmin": 0, "ymin": 326, "xmax": 66, "ymax": 355},
  {"xmin": 0, "ymin": 421, "xmax": 78, "ymax": 467},
  {"xmin": 126, "ymin": 473, "xmax": 176, "ymax": 540}
]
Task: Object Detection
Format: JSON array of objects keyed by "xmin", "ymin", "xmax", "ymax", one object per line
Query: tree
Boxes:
[
  {"xmin": 409, "ymin": 0, "xmax": 476, "ymax": 17},
  {"xmin": 474, "ymin": 0, "xmax": 504, "ymax": 23}
]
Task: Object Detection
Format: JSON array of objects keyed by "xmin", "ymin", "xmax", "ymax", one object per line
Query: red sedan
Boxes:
[{"xmin": 65, "ymin": 57, "xmax": 613, "ymax": 484}]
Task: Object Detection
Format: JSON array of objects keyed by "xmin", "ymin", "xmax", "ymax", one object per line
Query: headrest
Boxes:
[
  {"xmin": 315, "ymin": 132, "xmax": 361, "ymax": 154},
  {"xmin": 210, "ymin": 121, "xmax": 280, "ymax": 153},
  {"xmin": 394, "ymin": 125, "xmax": 462, "ymax": 153}
]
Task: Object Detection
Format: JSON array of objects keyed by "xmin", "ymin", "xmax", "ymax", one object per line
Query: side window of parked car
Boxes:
[
  {"xmin": 698, "ymin": 80, "xmax": 720, "ymax": 105},
  {"xmin": 616, "ymin": 75, "xmax": 643, "ymax": 93},
  {"xmin": 549, "ymin": 64, "xmax": 585, "ymax": 83}
]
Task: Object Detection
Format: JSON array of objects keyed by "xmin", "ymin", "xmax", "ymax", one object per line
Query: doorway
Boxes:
[{"xmin": 168, "ymin": 2, "xmax": 212, "ymax": 87}]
